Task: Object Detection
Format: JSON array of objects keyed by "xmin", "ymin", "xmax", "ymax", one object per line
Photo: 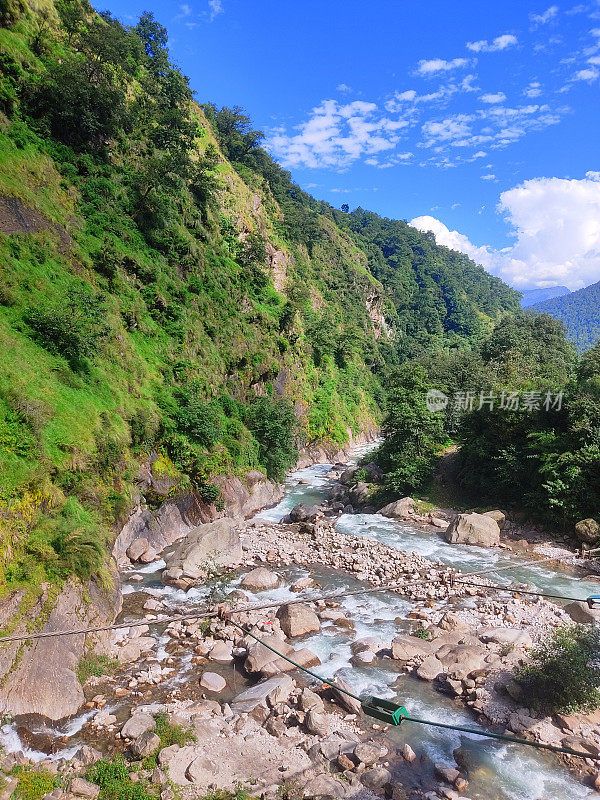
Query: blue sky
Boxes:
[{"xmin": 105, "ymin": 0, "xmax": 600, "ymax": 290}]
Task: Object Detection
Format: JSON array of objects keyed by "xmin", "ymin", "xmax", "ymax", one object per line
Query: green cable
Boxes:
[{"xmin": 227, "ymin": 618, "xmax": 597, "ymax": 761}]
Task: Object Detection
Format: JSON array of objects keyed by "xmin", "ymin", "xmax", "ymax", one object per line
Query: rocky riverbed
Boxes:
[{"xmin": 2, "ymin": 449, "xmax": 600, "ymax": 800}]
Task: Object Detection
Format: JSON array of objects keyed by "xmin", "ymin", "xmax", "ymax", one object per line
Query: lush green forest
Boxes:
[
  {"xmin": 0, "ymin": 0, "xmax": 519, "ymax": 592},
  {"xmin": 374, "ymin": 311, "xmax": 600, "ymax": 527},
  {"xmin": 530, "ymin": 280, "xmax": 600, "ymax": 352}
]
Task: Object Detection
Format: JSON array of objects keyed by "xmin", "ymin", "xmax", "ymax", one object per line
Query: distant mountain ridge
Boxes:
[
  {"xmin": 531, "ymin": 280, "xmax": 600, "ymax": 352},
  {"xmin": 520, "ymin": 286, "xmax": 570, "ymax": 307}
]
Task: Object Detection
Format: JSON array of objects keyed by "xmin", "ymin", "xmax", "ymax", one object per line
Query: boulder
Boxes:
[
  {"xmin": 230, "ymin": 675, "xmax": 294, "ymax": 713},
  {"xmin": 482, "ymin": 510, "xmax": 506, "ymax": 529},
  {"xmin": 164, "ymin": 518, "xmax": 242, "ymax": 579},
  {"xmin": 289, "ymin": 503, "xmax": 320, "ymax": 523},
  {"xmin": 303, "ymin": 774, "xmax": 346, "ymax": 799},
  {"xmin": 445, "ymin": 512, "xmax": 500, "ymax": 547},
  {"xmin": 391, "ymin": 634, "xmax": 434, "ymax": 662},
  {"xmin": 340, "ymin": 467, "xmax": 358, "ymax": 485},
  {"xmin": 331, "ymin": 677, "xmax": 362, "ymax": 715},
  {"xmin": 378, "ymin": 497, "xmax": 415, "ymax": 520},
  {"xmin": 208, "ymin": 641, "xmax": 233, "ymax": 663},
  {"xmin": 438, "ymin": 612, "xmax": 469, "ymax": 632},
  {"xmin": 361, "ymin": 767, "xmax": 392, "ymax": 792},
  {"xmin": 69, "ymin": 778, "xmax": 100, "ymax": 800},
  {"xmin": 199, "ymin": 672, "xmax": 226, "ymax": 693},
  {"xmin": 416, "ymin": 655, "xmax": 443, "ymax": 681},
  {"xmin": 305, "ymin": 710, "xmax": 329, "ymax": 736},
  {"xmin": 575, "ymin": 518, "xmax": 600, "ymax": 544},
  {"xmin": 244, "ymin": 635, "xmax": 293, "ymax": 674},
  {"xmin": 354, "ymin": 742, "xmax": 382, "ymax": 766},
  {"xmin": 131, "ymin": 731, "xmax": 160, "ymax": 758},
  {"xmin": 240, "ymin": 567, "xmax": 281, "ymax": 591},
  {"xmin": 122, "ymin": 712, "xmax": 156, "ymax": 739},
  {"xmin": 299, "ymin": 688, "xmax": 325, "ymax": 713},
  {"xmin": 139, "ymin": 546, "xmax": 158, "ymax": 563},
  {"xmin": 276, "ymin": 603, "xmax": 321, "ymax": 637},
  {"xmin": 478, "ymin": 627, "xmax": 532, "ymax": 648},
  {"xmin": 126, "ymin": 538, "xmax": 150, "ymax": 562},
  {"xmin": 350, "ymin": 482, "xmax": 370, "ymax": 505},
  {"xmin": 565, "ymin": 601, "xmax": 600, "ymax": 625}
]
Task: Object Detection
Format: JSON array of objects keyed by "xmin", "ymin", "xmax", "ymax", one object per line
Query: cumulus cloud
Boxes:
[
  {"xmin": 573, "ymin": 66, "xmax": 600, "ymax": 81},
  {"xmin": 524, "ymin": 81, "xmax": 543, "ymax": 97},
  {"xmin": 336, "ymin": 83, "xmax": 353, "ymax": 93},
  {"xmin": 530, "ymin": 5, "xmax": 559, "ymax": 25},
  {"xmin": 415, "ymin": 58, "xmax": 469, "ymax": 76},
  {"xmin": 268, "ymin": 99, "xmax": 408, "ymax": 169},
  {"xmin": 208, "ymin": 0, "xmax": 223, "ymax": 21},
  {"xmin": 410, "ymin": 173, "xmax": 600, "ymax": 290},
  {"xmin": 480, "ymin": 92, "xmax": 507, "ymax": 103},
  {"xmin": 467, "ymin": 34, "xmax": 518, "ymax": 52}
]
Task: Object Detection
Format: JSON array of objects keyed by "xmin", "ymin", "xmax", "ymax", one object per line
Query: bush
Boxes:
[
  {"xmin": 245, "ymin": 397, "xmax": 297, "ymax": 481},
  {"xmin": 87, "ymin": 757, "xmax": 159, "ymax": 800},
  {"xmin": 25, "ymin": 288, "xmax": 110, "ymax": 369},
  {"xmin": 11, "ymin": 767, "xmax": 57, "ymax": 800},
  {"xmin": 516, "ymin": 624, "xmax": 600, "ymax": 713},
  {"xmin": 77, "ymin": 654, "xmax": 119, "ymax": 684}
]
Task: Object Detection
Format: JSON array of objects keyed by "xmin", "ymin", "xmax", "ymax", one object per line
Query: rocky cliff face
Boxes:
[{"xmin": 0, "ymin": 576, "xmax": 121, "ymax": 720}]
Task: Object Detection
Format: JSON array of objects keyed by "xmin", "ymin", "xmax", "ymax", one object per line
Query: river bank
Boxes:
[{"xmin": 2, "ymin": 443, "xmax": 600, "ymax": 800}]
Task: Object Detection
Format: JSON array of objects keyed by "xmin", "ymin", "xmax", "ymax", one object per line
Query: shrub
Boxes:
[
  {"xmin": 25, "ymin": 288, "xmax": 110, "ymax": 369},
  {"xmin": 245, "ymin": 397, "xmax": 297, "ymax": 481},
  {"xmin": 87, "ymin": 757, "xmax": 159, "ymax": 800},
  {"xmin": 516, "ymin": 624, "xmax": 600, "ymax": 713},
  {"xmin": 77, "ymin": 654, "xmax": 119, "ymax": 684},
  {"xmin": 11, "ymin": 767, "xmax": 57, "ymax": 800}
]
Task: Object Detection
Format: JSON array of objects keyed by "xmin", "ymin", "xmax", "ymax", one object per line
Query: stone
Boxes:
[
  {"xmin": 561, "ymin": 736, "xmax": 600, "ymax": 757},
  {"xmin": 354, "ymin": 742, "xmax": 382, "ymax": 766},
  {"xmin": 416, "ymin": 655, "xmax": 443, "ymax": 681},
  {"xmin": 361, "ymin": 767, "xmax": 392, "ymax": 792},
  {"xmin": 290, "ymin": 576, "xmax": 316, "ymax": 592},
  {"xmin": 402, "ymin": 743, "xmax": 417, "ymax": 763},
  {"xmin": 434, "ymin": 764, "xmax": 460, "ymax": 784},
  {"xmin": 299, "ymin": 688, "xmax": 325, "ymax": 713},
  {"xmin": 430, "ymin": 516, "xmax": 448, "ymax": 528},
  {"xmin": 69, "ymin": 779, "xmax": 100, "ymax": 800},
  {"xmin": 445, "ymin": 513, "xmax": 500, "ymax": 547},
  {"xmin": 337, "ymin": 753, "xmax": 355, "ymax": 771},
  {"xmin": 165, "ymin": 518, "xmax": 243, "ymax": 579},
  {"xmin": 575, "ymin": 518, "xmax": 600, "ymax": 544},
  {"xmin": 303, "ymin": 774, "xmax": 346, "ymax": 799},
  {"xmin": 209, "ymin": 641, "xmax": 233, "ymax": 663},
  {"xmin": 482, "ymin": 510, "xmax": 506, "ymax": 528},
  {"xmin": 230, "ymin": 675, "xmax": 294, "ymax": 713},
  {"xmin": 564, "ymin": 601, "xmax": 600, "ymax": 624},
  {"xmin": 350, "ymin": 482, "xmax": 370, "ymax": 505},
  {"xmin": 351, "ymin": 636, "xmax": 387, "ymax": 654},
  {"xmin": 378, "ymin": 497, "xmax": 415, "ymax": 520},
  {"xmin": 504, "ymin": 679, "xmax": 524, "ymax": 702},
  {"xmin": 240, "ymin": 567, "xmax": 281, "ymax": 591},
  {"xmin": 332, "ymin": 677, "xmax": 363, "ymax": 715},
  {"xmin": 72, "ymin": 745, "xmax": 102, "ymax": 768},
  {"xmin": 391, "ymin": 634, "xmax": 434, "ymax": 662},
  {"xmin": 305, "ymin": 709, "xmax": 329, "ymax": 736},
  {"xmin": 131, "ymin": 731, "xmax": 160, "ymax": 758},
  {"xmin": 276, "ymin": 603, "xmax": 321, "ymax": 637},
  {"xmin": 289, "ymin": 503, "xmax": 320, "ymax": 523},
  {"xmin": 122, "ymin": 712, "xmax": 156, "ymax": 739},
  {"xmin": 139, "ymin": 546, "xmax": 158, "ymax": 563},
  {"xmin": 438, "ymin": 612, "xmax": 469, "ymax": 632},
  {"xmin": 478, "ymin": 627, "xmax": 532, "ymax": 648},
  {"xmin": 127, "ymin": 538, "xmax": 150, "ymax": 562},
  {"xmin": 199, "ymin": 672, "xmax": 226, "ymax": 692}
]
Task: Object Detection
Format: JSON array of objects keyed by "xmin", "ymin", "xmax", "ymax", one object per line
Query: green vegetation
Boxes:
[
  {"xmin": 11, "ymin": 766, "xmax": 58, "ymax": 800},
  {"xmin": 373, "ymin": 313, "xmax": 600, "ymax": 526},
  {"xmin": 530, "ymin": 280, "xmax": 600, "ymax": 352},
  {"xmin": 77, "ymin": 652, "xmax": 119, "ymax": 683},
  {"xmin": 516, "ymin": 624, "xmax": 600, "ymax": 713},
  {"xmin": 88, "ymin": 756, "xmax": 158, "ymax": 800},
  {"xmin": 0, "ymin": 0, "xmax": 518, "ymax": 597}
]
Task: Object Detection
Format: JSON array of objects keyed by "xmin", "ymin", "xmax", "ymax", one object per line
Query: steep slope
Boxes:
[
  {"xmin": 531, "ymin": 280, "xmax": 600, "ymax": 351},
  {"xmin": 0, "ymin": 0, "xmax": 519, "ymax": 609},
  {"xmin": 520, "ymin": 286, "xmax": 570, "ymax": 307}
]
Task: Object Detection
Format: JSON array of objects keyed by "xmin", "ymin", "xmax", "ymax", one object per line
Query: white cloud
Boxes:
[
  {"xmin": 208, "ymin": 0, "xmax": 223, "ymax": 21},
  {"xmin": 267, "ymin": 99, "xmax": 408, "ymax": 169},
  {"xmin": 573, "ymin": 66, "xmax": 600, "ymax": 80},
  {"xmin": 467, "ymin": 34, "xmax": 518, "ymax": 52},
  {"xmin": 410, "ymin": 172, "xmax": 600, "ymax": 289},
  {"xmin": 530, "ymin": 6, "xmax": 559, "ymax": 25},
  {"xmin": 524, "ymin": 80, "xmax": 543, "ymax": 97},
  {"xmin": 337, "ymin": 83, "xmax": 353, "ymax": 93},
  {"xmin": 480, "ymin": 92, "xmax": 507, "ymax": 103},
  {"xmin": 416, "ymin": 58, "xmax": 469, "ymax": 76},
  {"xmin": 481, "ymin": 173, "xmax": 497, "ymax": 180},
  {"xmin": 422, "ymin": 114, "xmax": 474, "ymax": 145}
]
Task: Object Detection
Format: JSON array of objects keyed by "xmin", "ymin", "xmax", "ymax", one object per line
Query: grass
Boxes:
[
  {"xmin": 10, "ymin": 767, "xmax": 59, "ymax": 800},
  {"xmin": 77, "ymin": 653, "xmax": 119, "ymax": 684}
]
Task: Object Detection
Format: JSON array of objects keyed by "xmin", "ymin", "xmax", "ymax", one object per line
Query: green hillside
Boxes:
[
  {"xmin": 531, "ymin": 280, "xmax": 600, "ymax": 352},
  {"xmin": 0, "ymin": 0, "xmax": 519, "ymax": 593}
]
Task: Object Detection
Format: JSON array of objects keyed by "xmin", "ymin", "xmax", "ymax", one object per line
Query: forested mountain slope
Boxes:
[
  {"xmin": 0, "ymin": 0, "xmax": 519, "ymax": 592},
  {"xmin": 531, "ymin": 280, "xmax": 600, "ymax": 352},
  {"xmin": 520, "ymin": 286, "xmax": 570, "ymax": 307}
]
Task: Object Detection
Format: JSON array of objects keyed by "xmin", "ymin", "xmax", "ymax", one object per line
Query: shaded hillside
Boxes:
[
  {"xmin": 521, "ymin": 286, "xmax": 569, "ymax": 308},
  {"xmin": 0, "ymin": 0, "xmax": 519, "ymax": 592},
  {"xmin": 531, "ymin": 281, "xmax": 600, "ymax": 351}
]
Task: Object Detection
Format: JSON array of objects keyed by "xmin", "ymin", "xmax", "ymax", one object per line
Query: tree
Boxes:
[
  {"xmin": 341, "ymin": 204, "xmax": 349, "ymax": 213},
  {"xmin": 246, "ymin": 397, "xmax": 298, "ymax": 481}
]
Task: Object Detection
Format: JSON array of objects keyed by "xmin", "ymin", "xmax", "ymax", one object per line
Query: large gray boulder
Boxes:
[
  {"xmin": 276, "ymin": 603, "xmax": 321, "ymax": 637},
  {"xmin": 378, "ymin": 497, "xmax": 415, "ymax": 520},
  {"xmin": 122, "ymin": 712, "xmax": 156, "ymax": 739},
  {"xmin": 289, "ymin": 503, "xmax": 320, "ymax": 523},
  {"xmin": 164, "ymin": 518, "xmax": 242, "ymax": 579},
  {"xmin": 575, "ymin": 518, "xmax": 600, "ymax": 544},
  {"xmin": 445, "ymin": 512, "xmax": 500, "ymax": 547},
  {"xmin": 230, "ymin": 675, "xmax": 295, "ymax": 713},
  {"xmin": 565, "ymin": 601, "xmax": 600, "ymax": 624},
  {"xmin": 240, "ymin": 567, "xmax": 281, "ymax": 591}
]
